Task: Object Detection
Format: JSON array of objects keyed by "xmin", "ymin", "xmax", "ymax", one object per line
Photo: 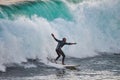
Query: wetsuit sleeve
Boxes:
[
  {"xmin": 65, "ymin": 42, "xmax": 76, "ymax": 45},
  {"xmin": 65, "ymin": 43, "xmax": 72, "ymax": 45},
  {"xmin": 53, "ymin": 37, "xmax": 61, "ymax": 42}
]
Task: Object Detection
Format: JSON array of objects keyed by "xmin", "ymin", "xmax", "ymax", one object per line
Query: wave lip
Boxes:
[{"xmin": 0, "ymin": 0, "xmax": 34, "ymax": 5}]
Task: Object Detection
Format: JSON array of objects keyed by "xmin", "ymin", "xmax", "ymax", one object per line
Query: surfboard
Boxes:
[
  {"xmin": 47, "ymin": 57, "xmax": 79, "ymax": 70},
  {"xmin": 63, "ymin": 64, "xmax": 80, "ymax": 70}
]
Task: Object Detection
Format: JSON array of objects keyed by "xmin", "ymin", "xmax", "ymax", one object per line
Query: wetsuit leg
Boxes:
[
  {"xmin": 55, "ymin": 49, "xmax": 61, "ymax": 61},
  {"xmin": 59, "ymin": 49, "xmax": 65, "ymax": 65}
]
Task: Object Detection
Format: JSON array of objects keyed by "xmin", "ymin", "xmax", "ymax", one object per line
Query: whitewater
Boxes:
[{"xmin": 0, "ymin": 0, "xmax": 120, "ymax": 80}]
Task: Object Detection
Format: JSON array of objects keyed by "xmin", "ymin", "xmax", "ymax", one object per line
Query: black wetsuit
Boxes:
[{"xmin": 54, "ymin": 38, "xmax": 72, "ymax": 64}]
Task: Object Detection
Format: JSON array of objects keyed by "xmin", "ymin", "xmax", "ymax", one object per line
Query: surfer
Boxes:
[{"xmin": 51, "ymin": 33, "xmax": 77, "ymax": 65}]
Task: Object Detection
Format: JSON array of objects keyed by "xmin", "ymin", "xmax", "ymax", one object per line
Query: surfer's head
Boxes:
[{"xmin": 62, "ymin": 37, "xmax": 66, "ymax": 42}]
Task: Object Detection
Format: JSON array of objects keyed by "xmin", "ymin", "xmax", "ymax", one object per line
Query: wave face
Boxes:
[
  {"xmin": 0, "ymin": 0, "xmax": 120, "ymax": 71},
  {"xmin": 0, "ymin": 0, "xmax": 72, "ymax": 20}
]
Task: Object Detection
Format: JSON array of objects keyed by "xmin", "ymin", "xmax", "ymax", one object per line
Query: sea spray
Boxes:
[
  {"xmin": 0, "ymin": 16, "xmax": 55, "ymax": 71},
  {"xmin": 67, "ymin": 0, "xmax": 120, "ymax": 52}
]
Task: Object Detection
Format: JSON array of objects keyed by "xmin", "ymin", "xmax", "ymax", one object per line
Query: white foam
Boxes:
[
  {"xmin": 23, "ymin": 64, "xmax": 37, "ymax": 68},
  {"xmin": 0, "ymin": 64, "xmax": 6, "ymax": 72},
  {"xmin": 0, "ymin": 16, "xmax": 57, "ymax": 71},
  {"xmin": 46, "ymin": 62, "xmax": 64, "ymax": 69}
]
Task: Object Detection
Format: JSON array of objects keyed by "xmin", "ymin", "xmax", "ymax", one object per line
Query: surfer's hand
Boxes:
[
  {"xmin": 70, "ymin": 43, "xmax": 76, "ymax": 45},
  {"xmin": 74, "ymin": 43, "xmax": 77, "ymax": 44},
  {"xmin": 51, "ymin": 33, "xmax": 54, "ymax": 37},
  {"xmin": 72, "ymin": 43, "xmax": 77, "ymax": 45}
]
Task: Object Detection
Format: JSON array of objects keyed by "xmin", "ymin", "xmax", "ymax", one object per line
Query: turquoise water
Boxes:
[
  {"xmin": 67, "ymin": 0, "xmax": 84, "ymax": 3},
  {"xmin": 0, "ymin": 0, "xmax": 72, "ymax": 20}
]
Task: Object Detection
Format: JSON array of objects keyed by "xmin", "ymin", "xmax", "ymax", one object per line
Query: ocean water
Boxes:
[
  {"xmin": 0, "ymin": 0, "xmax": 120, "ymax": 80},
  {"xmin": 0, "ymin": 54, "xmax": 120, "ymax": 80}
]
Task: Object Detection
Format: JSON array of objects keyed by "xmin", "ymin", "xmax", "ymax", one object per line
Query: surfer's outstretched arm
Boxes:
[
  {"xmin": 66, "ymin": 42, "xmax": 77, "ymax": 45},
  {"xmin": 51, "ymin": 33, "xmax": 60, "ymax": 42}
]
